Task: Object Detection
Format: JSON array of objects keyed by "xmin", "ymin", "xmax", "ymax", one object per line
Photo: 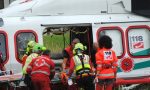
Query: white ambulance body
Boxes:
[{"xmin": 0, "ymin": 0, "xmax": 149, "ymax": 86}]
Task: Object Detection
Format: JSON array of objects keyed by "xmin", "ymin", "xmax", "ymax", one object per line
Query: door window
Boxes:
[
  {"xmin": 97, "ymin": 27, "xmax": 125, "ymax": 58},
  {"xmin": 15, "ymin": 31, "xmax": 37, "ymax": 62},
  {"xmin": 0, "ymin": 31, "xmax": 8, "ymax": 63}
]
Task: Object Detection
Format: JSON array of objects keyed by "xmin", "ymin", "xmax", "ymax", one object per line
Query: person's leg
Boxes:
[
  {"xmin": 40, "ymin": 81, "xmax": 51, "ymax": 90},
  {"xmin": 96, "ymin": 84, "xmax": 103, "ymax": 90},
  {"xmin": 105, "ymin": 79, "xmax": 114, "ymax": 90},
  {"xmin": 32, "ymin": 80, "xmax": 40, "ymax": 90},
  {"xmin": 76, "ymin": 78, "xmax": 83, "ymax": 90},
  {"xmin": 84, "ymin": 76, "xmax": 95, "ymax": 90},
  {"xmin": 96, "ymin": 79, "xmax": 107, "ymax": 90},
  {"xmin": 106, "ymin": 83, "xmax": 113, "ymax": 90}
]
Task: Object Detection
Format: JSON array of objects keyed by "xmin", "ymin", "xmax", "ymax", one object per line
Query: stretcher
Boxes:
[
  {"xmin": 0, "ymin": 73, "xmax": 25, "ymax": 90},
  {"xmin": 51, "ymin": 72, "xmax": 78, "ymax": 90}
]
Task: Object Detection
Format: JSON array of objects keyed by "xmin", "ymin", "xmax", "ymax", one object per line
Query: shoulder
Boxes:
[
  {"xmin": 96, "ymin": 50, "xmax": 103, "ymax": 55},
  {"xmin": 110, "ymin": 49, "xmax": 116, "ymax": 54},
  {"xmin": 84, "ymin": 54, "xmax": 89, "ymax": 58},
  {"xmin": 65, "ymin": 45, "xmax": 71, "ymax": 51}
]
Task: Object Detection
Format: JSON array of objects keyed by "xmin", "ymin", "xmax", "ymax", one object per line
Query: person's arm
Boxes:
[
  {"xmin": 62, "ymin": 58, "xmax": 67, "ymax": 71},
  {"xmin": 62, "ymin": 50, "xmax": 69, "ymax": 71},
  {"xmin": 50, "ymin": 60, "xmax": 55, "ymax": 80},
  {"xmin": 26, "ymin": 58, "xmax": 35, "ymax": 75},
  {"xmin": 0, "ymin": 58, "xmax": 6, "ymax": 75},
  {"xmin": 22, "ymin": 54, "xmax": 28, "ymax": 68},
  {"xmin": 67, "ymin": 57, "xmax": 75, "ymax": 77},
  {"xmin": 95, "ymin": 52, "xmax": 103, "ymax": 76},
  {"xmin": 112, "ymin": 51, "xmax": 118, "ymax": 74}
]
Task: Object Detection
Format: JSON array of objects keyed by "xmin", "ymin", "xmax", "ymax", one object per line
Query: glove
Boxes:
[{"xmin": 60, "ymin": 72, "xmax": 68, "ymax": 84}]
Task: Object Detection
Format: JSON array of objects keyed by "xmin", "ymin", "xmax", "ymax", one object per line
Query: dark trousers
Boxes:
[
  {"xmin": 24, "ymin": 74, "xmax": 33, "ymax": 90},
  {"xmin": 32, "ymin": 80, "xmax": 51, "ymax": 90},
  {"xmin": 96, "ymin": 79, "xmax": 115, "ymax": 90},
  {"xmin": 76, "ymin": 75, "xmax": 95, "ymax": 90}
]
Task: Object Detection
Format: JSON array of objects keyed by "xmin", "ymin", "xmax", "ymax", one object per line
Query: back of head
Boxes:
[
  {"xmin": 72, "ymin": 38, "xmax": 80, "ymax": 43},
  {"xmin": 42, "ymin": 50, "xmax": 50, "ymax": 56},
  {"xmin": 71, "ymin": 38, "xmax": 80, "ymax": 47},
  {"xmin": 98, "ymin": 35, "xmax": 112, "ymax": 49}
]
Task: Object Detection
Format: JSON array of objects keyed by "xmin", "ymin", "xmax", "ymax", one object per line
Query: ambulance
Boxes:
[{"xmin": 0, "ymin": 0, "xmax": 149, "ymax": 89}]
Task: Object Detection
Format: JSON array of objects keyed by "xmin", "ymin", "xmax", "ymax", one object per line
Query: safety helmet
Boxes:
[
  {"xmin": 26, "ymin": 41, "xmax": 37, "ymax": 55},
  {"xmin": 73, "ymin": 43, "xmax": 87, "ymax": 54},
  {"xmin": 32, "ymin": 44, "xmax": 42, "ymax": 53},
  {"xmin": 74, "ymin": 43, "xmax": 84, "ymax": 50},
  {"xmin": 41, "ymin": 46, "xmax": 47, "ymax": 51},
  {"xmin": 27, "ymin": 41, "xmax": 36, "ymax": 48}
]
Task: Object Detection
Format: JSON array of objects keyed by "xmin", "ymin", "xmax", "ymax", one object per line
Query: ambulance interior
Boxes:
[{"xmin": 42, "ymin": 24, "xmax": 93, "ymax": 81}]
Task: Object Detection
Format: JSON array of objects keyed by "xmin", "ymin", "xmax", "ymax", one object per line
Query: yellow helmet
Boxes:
[
  {"xmin": 27, "ymin": 41, "xmax": 36, "ymax": 48},
  {"xmin": 41, "ymin": 46, "xmax": 47, "ymax": 51},
  {"xmin": 73, "ymin": 43, "xmax": 87, "ymax": 54},
  {"xmin": 74, "ymin": 43, "xmax": 84, "ymax": 50},
  {"xmin": 32, "ymin": 44, "xmax": 42, "ymax": 53},
  {"xmin": 26, "ymin": 41, "xmax": 37, "ymax": 54}
]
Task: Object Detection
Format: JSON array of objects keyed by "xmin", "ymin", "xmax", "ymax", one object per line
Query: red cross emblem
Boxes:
[{"xmin": 34, "ymin": 59, "xmax": 45, "ymax": 67}]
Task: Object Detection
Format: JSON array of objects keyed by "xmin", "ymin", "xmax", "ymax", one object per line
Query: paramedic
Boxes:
[
  {"xmin": 67, "ymin": 43, "xmax": 95, "ymax": 90},
  {"xmin": 27, "ymin": 50, "xmax": 55, "ymax": 90},
  {"xmin": 95, "ymin": 35, "xmax": 118, "ymax": 90},
  {"xmin": 62, "ymin": 38, "xmax": 80, "ymax": 71}
]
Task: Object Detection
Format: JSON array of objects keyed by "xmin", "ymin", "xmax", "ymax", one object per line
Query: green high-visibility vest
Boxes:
[
  {"xmin": 22, "ymin": 53, "xmax": 38, "ymax": 74},
  {"xmin": 73, "ymin": 54, "xmax": 91, "ymax": 75}
]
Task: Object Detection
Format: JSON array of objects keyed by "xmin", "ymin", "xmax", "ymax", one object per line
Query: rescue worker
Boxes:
[
  {"xmin": 22, "ymin": 40, "xmax": 37, "ymax": 67},
  {"xmin": 26, "ymin": 50, "xmax": 55, "ymax": 90},
  {"xmin": 61, "ymin": 38, "xmax": 80, "ymax": 85},
  {"xmin": 95, "ymin": 35, "xmax": 118, "ymax": 90},
  {"xmin": 22, "ymin": 41, "xmax": 46, "ymax": 67},
  {"xmin": 22, "ymin": 43, "xmax": 43, "ymax": 89},
  {"xmin": 23, "ymin": 43, "xmax": 46, "ymax": 74},
  {"xmin": 62, "ymin": 38, "xmax": 80, "ymax": 71},
  {"xmin": 0, "ymin": 52, "xmax": 6, "ymax": 76},
  {"xmin": 0, "ymin": 52, "xmax": 6, "ymax": 90},
  {"xmin": 67, "ymin": 43, "xmax": 95, "ymax": 90}
]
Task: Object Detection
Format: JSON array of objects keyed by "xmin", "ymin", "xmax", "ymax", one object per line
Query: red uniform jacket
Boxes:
[
  {"xmin": 64, "ymin": 45, "xmax": 73, "ymax": 68},
  {"xmin": 27, "ymin": 55, "xmax": 55, "ymax": 82},
  {"xmin": 96, "ymin": 48, "xmax": 118, "ymax": 79}
]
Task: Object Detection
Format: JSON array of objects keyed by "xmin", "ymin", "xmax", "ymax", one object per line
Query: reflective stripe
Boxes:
[
  {"xmin": 97, "ymin": 61, "xmax": 102, "ymax": 63},
  {"xmin": 76, "ymin": 64, "xmax": 90, "ymax": 71},
  {"xmin": 31, "ymin": 70, "xmax": 49, "ymax": 75},
  {"xmin": 97, "ymin": 73, "xmax": 114, "ymax": 77},
  {"xmin": 97, "ymin": 64, "xmax": 102, "ymax": 67},
  {"xmin": 27, "ymin": 65, "xmax": 32, "ymax": 69},
  {"xmin": 22, "ymin": 53, "xmax": 38, "ymax": 74},
  {"xmin": 44, "ymin": 62, "xmax": 50, "ymax": 68},
  {"xmin": 41, "ymin": 57, "xmax": 51, "ymax": 68},
  {"xmin": 78, "ymin": 69, "xmax": 90, "ymax": 74}
]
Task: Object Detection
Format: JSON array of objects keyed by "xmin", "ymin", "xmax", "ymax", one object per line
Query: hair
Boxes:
[
  {"xmin": 98, "ymin": 35, "xmax": 112, "ymax": 49},
  {"xmin": 42, "ymin": 50, "xmax": 50, "ymax": 56},
  {"xmin": 72, "ymin": 38, "xmax": 80, "ymax": 44}
]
